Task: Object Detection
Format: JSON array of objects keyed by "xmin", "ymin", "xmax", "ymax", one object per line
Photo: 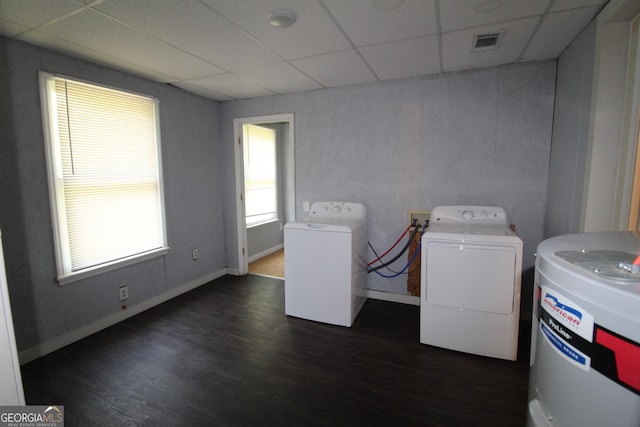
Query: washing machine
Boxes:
[
  {"xmin": 284, "ymin": 202, "xmax": 367, "ymax": 327},
  {"xmin": 420, "ymin": 205, "xmax": 523, "ymax": 360},
  {"xmin": 528, "ymin": 231, "xmax": 640, "ymax": 427}
]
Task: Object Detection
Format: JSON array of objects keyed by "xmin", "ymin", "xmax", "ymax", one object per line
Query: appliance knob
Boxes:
[
  {"xmin": 462, "ymin": 210, "xmax": 474, "ymax": 220},
  {"xmin": 332, "ymin": 205, "xmax": 341, "ymax": 214}
]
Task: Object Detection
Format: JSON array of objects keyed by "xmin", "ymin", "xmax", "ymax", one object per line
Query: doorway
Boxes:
[
  {"xmin": 233, "ymin": 114, "xmax": 294, "ymax": 276},
  {"xmin": 625, "ymin": 15, "xmax": 640, "ymax": 230},
  {"xmin": 248, "ymin": 248, "xmax": 284, "ymax": 278}
]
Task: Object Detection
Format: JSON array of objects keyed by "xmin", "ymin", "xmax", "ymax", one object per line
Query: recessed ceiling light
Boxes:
[
  {"xmin": 268, "ymin": 9, "xmax": 297, "ymax": 28},
  {"xmin": 372, "ymin": 0, "xmax": 406, "ymax": 11},
  {"xmin": 474, "ymin": 0, "xmax": 503, "ymax": 14}
]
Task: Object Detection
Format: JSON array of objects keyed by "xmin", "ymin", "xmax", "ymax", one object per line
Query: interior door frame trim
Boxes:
[{"xmin": 233, "ymin": 113, "xmax": 295, "ymax": 275}]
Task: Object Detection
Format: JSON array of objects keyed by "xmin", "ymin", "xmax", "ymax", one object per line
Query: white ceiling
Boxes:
[{"xmin": 0, "ymin": 0, "xmax": 607, "ymax": 101}]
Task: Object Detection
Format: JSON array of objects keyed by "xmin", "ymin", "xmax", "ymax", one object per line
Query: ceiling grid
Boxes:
[{"xmin": 0, "ymin": 0, "xmax": 608, "ymax": 100}]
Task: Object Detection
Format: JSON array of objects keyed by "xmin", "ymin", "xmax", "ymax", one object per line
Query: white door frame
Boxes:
[{"xmin": 233, "ymin": 113, "xmax": 295, "ymax": 275}]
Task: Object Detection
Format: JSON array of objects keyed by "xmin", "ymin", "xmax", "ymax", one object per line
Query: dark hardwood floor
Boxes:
[{"xmin": 21, "ymin": 275, "xmax": 531, "ymax": 426}]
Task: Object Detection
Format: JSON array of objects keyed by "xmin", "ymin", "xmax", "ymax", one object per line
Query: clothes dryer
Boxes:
[
  {"xmin": 284, "ymin": 202, "xmax": 367, "ymax": 327},
  {"xmin": 420, "ymin": 206, "xmax": 523, "ymax": 360}
]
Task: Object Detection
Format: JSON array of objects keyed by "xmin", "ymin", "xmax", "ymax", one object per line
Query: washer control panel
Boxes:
[
  {"xmin": 431, "ymin": 206, "xmax": 508, "ymax": 225},
  {"xmin": 307, "ymin": 201, "xmax": 366, "ymax": 220}
]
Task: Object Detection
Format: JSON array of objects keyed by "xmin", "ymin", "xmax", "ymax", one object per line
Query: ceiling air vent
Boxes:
[{"xmin": 472, "ymin": 31, "xmax": 504, "ymax": 52}]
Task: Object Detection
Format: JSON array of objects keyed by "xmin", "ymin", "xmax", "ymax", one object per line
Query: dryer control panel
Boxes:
[
  {"xmin": 307, "ymin": 201, "xmax": 366, "ymax": 220},
  {"xmin": 430, "ymin": 206, "xmax": 508, "ymax": 225}
]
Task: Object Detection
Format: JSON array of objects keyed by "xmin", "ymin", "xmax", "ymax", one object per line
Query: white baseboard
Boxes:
[
  {"xmin": 19, "ymin": 268, "xmax": 227, "ymax": 365},
  {"xmin": 247, "ymin": 244, "xmax": 284, "ymax": 263},
  {"xmin": 366, "ymin": 289, "xmax": 420, "ymax": 306},
  {"xmin": 226, "ymin": 268, "xmax": 241, "ymax": 276}
]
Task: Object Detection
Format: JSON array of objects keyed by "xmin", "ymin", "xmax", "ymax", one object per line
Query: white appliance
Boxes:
[
  {"xmin": 420, "ymin": 206, "xmax": 523, "ymax": 360},
  {"xmin": 528, "ymin": 231, "xmax": 640, "ymax": 427},
  {"xmin": 284, "ymin": 202, "xmax": 367, "ymax": 327}
]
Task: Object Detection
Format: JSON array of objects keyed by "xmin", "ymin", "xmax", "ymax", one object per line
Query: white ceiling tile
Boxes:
[
  {"xmin": 359, "ymin": 35, "xmax": 440, "ymax": 80},
  {"xmin": 0, "ymin": 17, "xmax": 30, "ymax": 36},
  {"xmin": 322, "ymin": 0, "xmax": 437, "ymax": 46},
  {"xmin": 33, "ymin": 9, "xmax": 225, "ymax": 80},
  {"xmin": 170, "ymin": 81, "xmax": 234, "ymax": 101},
  {"xmin": 442, "ymin": 17, "xmax": 539, "ymax": 72},
  {"xmin": 94, "ymin": 0, "xmax": 282, "ymax": 72},
  {"xmin": 20, "ymin": 29, "xmax": 177, "ymax": 82},
  {"xmin": 183, "ymin": 73, "xmax": 276, "ymax": 100},
  {"xmin": 440, "ymin": 0, "xmax": 549, "ymax": 32},
  {"xmin": 202, "ymin": 0, "xmax": 352, "ymax": 60},
  {"xmin": 551, "ymin": 0, "xmax": 606, "ymax": 12},
  {"xmin": 236, "ymin": 62, "xmax": 322, "ymax": 94},
  {"xmin": 291, "ymin": 49, "xmax": 377, "ymax": 88},
  {"xmin": 0, "ymin": 0, "xmax": 81, "ymax": 28},
  {"xmin": 522, "ymin": 6, "xmax": 600, "ymax": 61}
]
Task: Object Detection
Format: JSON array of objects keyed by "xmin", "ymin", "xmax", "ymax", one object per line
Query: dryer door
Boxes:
[{"xmin": 424, "ymin": 241, "xmax": 517, "ymax": 314}]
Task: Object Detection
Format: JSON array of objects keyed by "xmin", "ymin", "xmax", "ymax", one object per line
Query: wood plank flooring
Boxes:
[
  {"xmin": 248, "ymin": 249, "xmax": 284, "ymax": 278},
  {"xmin": 20, "ymin": 274, "xmax": 531, "ymax": 426}
]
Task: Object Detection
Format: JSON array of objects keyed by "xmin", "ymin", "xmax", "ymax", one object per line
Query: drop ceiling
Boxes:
[{"xmin": 0, "ymin": 0, "xmax": 607, "ymax": 101}]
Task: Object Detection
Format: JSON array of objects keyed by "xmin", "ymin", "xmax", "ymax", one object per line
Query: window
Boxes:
[
  {"xmin": 39, "ymin": 73, "xmax": 167, "ymax": 284},
  {"xmin": 243, "ymin": 124, "xmax": 278, "ymax": 226}
]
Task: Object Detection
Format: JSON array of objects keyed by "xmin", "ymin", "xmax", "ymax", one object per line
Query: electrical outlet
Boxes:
[
  {"xmin": 192, "ymin": 248, "xmax": 199, "ymax": 261},
  {"xmin": 409, "ymin": 210, "xmax": 431, "ymax": 227},
  {"xmin": 119, "ymin": 285, "xmax": 128, "ymax": 301}
]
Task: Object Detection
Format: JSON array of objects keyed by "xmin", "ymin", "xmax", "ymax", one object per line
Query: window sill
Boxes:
[
  {"xmin": 56, "ymin": 247, "xmax": 170, "ymax": 286},
  {"xmin": 247, "ymin": 219, "xmax": 281, "ymax": 229}
]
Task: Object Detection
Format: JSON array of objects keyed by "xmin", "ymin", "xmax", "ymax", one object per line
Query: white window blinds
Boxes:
[{"xmin": 40, "ymin": 73, "xmax": 166, "ymax": 281}]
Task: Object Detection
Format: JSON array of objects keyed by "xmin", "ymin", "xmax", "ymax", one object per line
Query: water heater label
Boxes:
[
  {"xmin": 536, "ymin": 284, "xmax": 640, "ymax": 396},
  {"xmin": 540, "ymin": 286, "xmax": 594, "ymax": 342},
  {"xmin": 540, "ymin": 321, "xmax": 591, "ymax": 370}
]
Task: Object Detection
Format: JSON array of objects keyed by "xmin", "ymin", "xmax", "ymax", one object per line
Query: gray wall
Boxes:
[
  {"xmin": 221, "ymin": 61, "xmax": 557, "ymax": 297},
  {"xmin": 247, "ymin": 221, "xmax": 283, "ymax": 259},
  {"xmin": 0, "ymin": 37, "xmax": 225, "ymax": 352},
  {"xmin": 544, "ymin": 21, "xmax": 597, "ymax": 238}
]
